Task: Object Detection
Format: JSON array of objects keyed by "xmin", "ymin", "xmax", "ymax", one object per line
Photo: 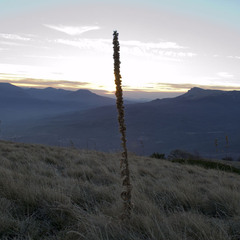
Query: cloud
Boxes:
[
  {"xmin": 0, "ymin": 41, "xmax": 28, "ymax": 46},
  {"xmin": 228, "ymin": 55, "xmax": 240, "ymax": 60},
  {"xmin": 152, "ymin": 82, "xmax": 240, "ymax": 92},
  {"xmin": 121, "ymin": 40, "xmax": 185, "ymax": 49},
  {"xmin": 54, "ymin": 38, "xmax": 111, "ymax": 51},
  {"xmin": 0, "ymin": 75, "xmax": 90, "ymax": 90},
  {"xmin": 0, "ymin": 33, "xmax": 31, "ymax": 41},
  {"xmin": 121, "ymin": 40, "xmax": 196, "ymax": 58},
  {"xmin": 53, "ymin": 38, "xmax": 196, "ymax": 59},
  {"xmin": 0, "ymin": 33, "xmax": 32, "ymax": 47},
  {"xmin": 217, "ymin": 72, "xmax": 234, "ymax": 78},
  {"xmin": 44, "ymin": 25, "xmax": 100, "ymax": 35}
]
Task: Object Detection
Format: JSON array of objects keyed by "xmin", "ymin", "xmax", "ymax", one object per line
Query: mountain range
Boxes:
[
  {"xmin": 1, "ymin": 83, "xmax": 240, "ymax": 159},
  {"xmin": 0, "ymin": 82, "xmax": 116, "ymax": 122}
]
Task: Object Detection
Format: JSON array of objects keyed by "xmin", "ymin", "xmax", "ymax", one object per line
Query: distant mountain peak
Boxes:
[
  {"xmin": 0, "ymin": 82, "xmax": 31, "ymax": 98},
  {"xmin": 74, "ymin": 89, "xmax": 92, "ymax": 94},
  {"xmin": 44, "ymin": 87, "xmax": 55, "ymax": 90},
  {"xmin": 188, "ymin": 87, "xmax": 205, "ymax": 92},
  {"xmin": 179, "ymin": 87, "xmax": 224, "ymax": 100},
  {"xmin": 0, "ymin": 82, "xmax": 12, "ymax": 86},
  {"xmin": 0, "ymin": 82, "xmax": 17, "ymax": 89}
]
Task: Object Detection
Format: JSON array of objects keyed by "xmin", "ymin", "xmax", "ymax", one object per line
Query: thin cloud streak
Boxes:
[
  {"xmin": 0, "ymin": 41, "xmax": 29, "ymax": 46},
  {"xmin": 217, "ymin": 72, "xmax": 234, "ymax": 79},
  {"xmin": 152, "ymin": 82, "xmax": 240, "ymax": 92},
  {"xmin": 54, "ymin": 38, "xmax": 196, "ymax": 59},
  {"xmin": 228, "ymin": 56, "xmax": 240, "ymax": 60},
  {"xmin": 44, "ymin": 24, "xmax": 100, "ymax": 35},
  {"xmin": 121, "ymin": 40, "xmax": 185, "ymax": 49},
  {"xmin": 0, "ymin": 33, "xmax": 31, "ymax": 41},
  {"xmin": 0, "ymin": 77, "xmax": 90, "ymax": 90}
]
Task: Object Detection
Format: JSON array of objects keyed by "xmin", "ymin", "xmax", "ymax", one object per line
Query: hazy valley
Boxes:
[{"xmin": 1, "ymin": 82, "xmax": 240, "ymax": 159}]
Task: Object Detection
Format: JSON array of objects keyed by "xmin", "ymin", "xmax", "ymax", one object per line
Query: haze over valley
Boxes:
[{"xmin": 1, "ymin": 82, "xmax": 239, "ymax": 159}]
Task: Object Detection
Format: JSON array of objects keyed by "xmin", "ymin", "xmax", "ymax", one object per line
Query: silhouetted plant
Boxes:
[
  {"xmin": 215, "ymin": 138, "xmax": 218, "ymax": 153},
  {"xmin": 222, "ymin": 156, "xmax": 233, "ymax": 161},
  {"xmin": 113, "ymin": 30, "xmax": 132, "ymax": 220},
  {"xmin": 225, "ymin": 135, "xmax": 229, "ymax": 149},
  {"xmin": 224, "ymin": 135, "xmax": 230, "ymax": 160}
]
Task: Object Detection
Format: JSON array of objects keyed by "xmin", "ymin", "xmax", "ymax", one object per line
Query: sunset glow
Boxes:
[{"xmin": 1, "ymin": 0, "xmax": 240, "ymax": 98}]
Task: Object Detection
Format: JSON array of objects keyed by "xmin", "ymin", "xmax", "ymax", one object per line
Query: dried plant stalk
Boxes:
[{"xmin": 113, "ymin": 30, "xmax": 132, "ymax": 220}]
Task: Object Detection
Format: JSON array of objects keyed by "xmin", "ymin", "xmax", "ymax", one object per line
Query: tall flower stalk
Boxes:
[{"xmin": 113, "ymin": 30, "xmax": 132, "ymax": 220}]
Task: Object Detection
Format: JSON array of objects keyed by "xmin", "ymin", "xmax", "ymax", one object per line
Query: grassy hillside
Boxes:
[{"xmin": 0, "ymin": 140, "xmax": 240, "ymax": 240}]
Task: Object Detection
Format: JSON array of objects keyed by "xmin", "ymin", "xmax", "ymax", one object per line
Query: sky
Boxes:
[{"xmin": 0, "ymin": 0, "xmax": 240, "ymax": 99}]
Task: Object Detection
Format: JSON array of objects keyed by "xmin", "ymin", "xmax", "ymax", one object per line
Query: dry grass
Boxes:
[{"xmin": 0, "ymin": 140, "xmax": 240, "ymax": 239}]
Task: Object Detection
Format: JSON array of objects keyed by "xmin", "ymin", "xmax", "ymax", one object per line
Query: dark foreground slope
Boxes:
[
  {"xmin": 11, "ymin": 87, "xmax": 240, "ymax": 158},
  {"xmin": 0, "ymin": 140, "xmax": 240, "ymax": 240}
]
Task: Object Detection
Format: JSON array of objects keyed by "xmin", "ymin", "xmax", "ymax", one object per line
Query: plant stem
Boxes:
[{"xmin": 113, "ymin": 30, "xmax": 132, "ymax": 220}]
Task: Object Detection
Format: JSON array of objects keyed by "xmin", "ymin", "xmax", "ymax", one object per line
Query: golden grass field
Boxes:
[{"xmin": 0, "ymin": 140, "xmax": 240, "ymax": 240}]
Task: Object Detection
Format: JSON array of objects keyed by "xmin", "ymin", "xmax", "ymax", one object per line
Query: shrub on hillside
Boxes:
[
  {"xmin": 150, "ymin": 152, "xmax": 165, "ymax": 159},
  {"xmin": 168, "ymin": 149, "xmax": 200, "ymax": 160},
  {"xmin": 222, "ymin": 156, "xmax": 234, "ymax": 161},
  {"xmin": 172, "ymin": 158, "xmax": 240, "ymax": 175}
]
